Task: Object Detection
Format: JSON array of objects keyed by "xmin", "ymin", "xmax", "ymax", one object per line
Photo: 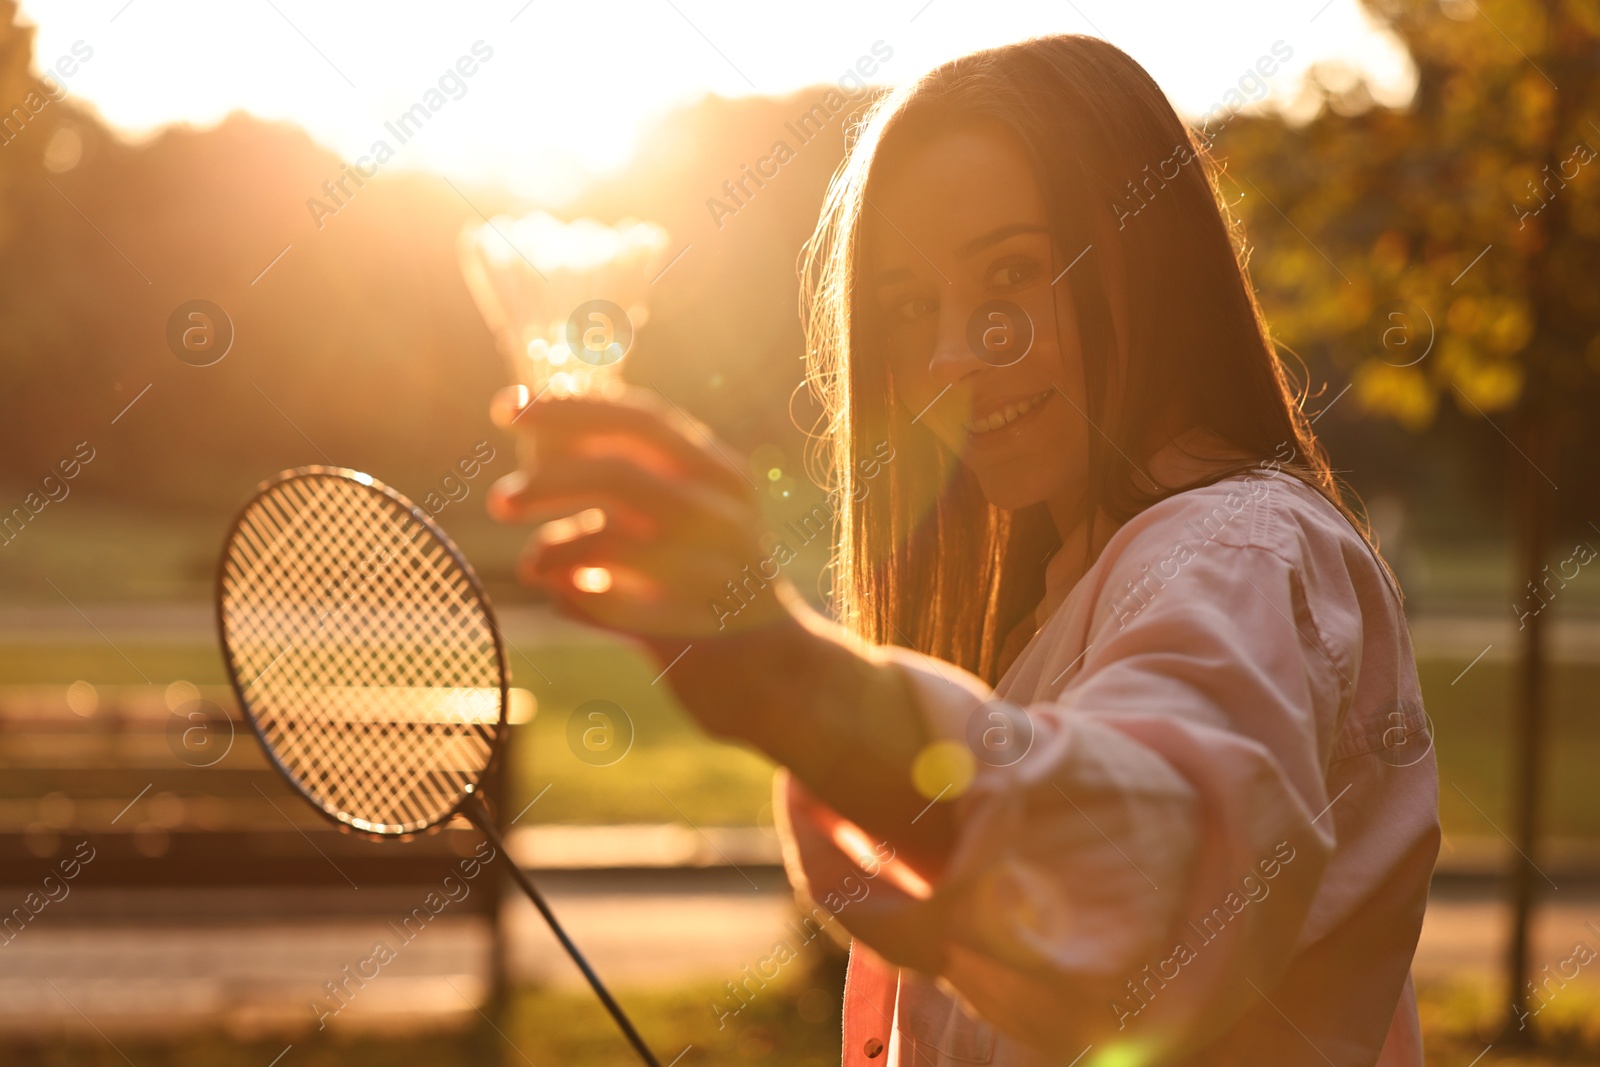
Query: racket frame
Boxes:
[{"xmin": 215, "ymin": 464, "xmax": 512, "ymax": 842}]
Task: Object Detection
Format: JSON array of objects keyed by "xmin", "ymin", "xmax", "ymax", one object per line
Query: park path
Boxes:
[
  {"xmin": 4, "ymin": 603, "xmax": 1600, "ymax": 661},
  {"xmin": 2, "ymin": 858, "xmax": 1595, "ymax": 1038},
  {"xmin": 2, "ymin": 605, "xmax": 1595, "ymax": 1036}
]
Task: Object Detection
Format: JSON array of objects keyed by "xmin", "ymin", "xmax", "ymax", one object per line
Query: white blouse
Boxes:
[{"xmin": 778, "ymin": 467, "xmax": 1440, "ymax": 1066}]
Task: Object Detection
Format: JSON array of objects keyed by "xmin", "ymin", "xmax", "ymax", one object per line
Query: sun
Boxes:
[{"xmin": 16, "ymin": 0, "xmax": 1412, "ymax": 204}]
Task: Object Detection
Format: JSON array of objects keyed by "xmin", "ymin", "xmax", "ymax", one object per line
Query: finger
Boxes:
[
  {"xmin": 490, "ymin": 459, "xmax": 755, "ymax": 551},
  {"xmin": 521, "ymin": 528, "xmax": 739, "ymax": 597},
  {"xmin": 487, "ymin": 470, "xmax": 659, "ymax": 538},
  {"xmin": 526, "ymin": 538, "xmax": 788, "ymax": 640},
  {"xmin": 504, "ymin": 389, "xmax": 756, "ymax": 501},
  {"xmin": 490, "ymin": 384, "xmax": 534, "ymax": 428}
]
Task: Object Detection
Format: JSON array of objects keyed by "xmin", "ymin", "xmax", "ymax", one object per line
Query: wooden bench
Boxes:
[{"xmin": 0, "ymin": 682, "xmax": 531, "ymax": 1031}]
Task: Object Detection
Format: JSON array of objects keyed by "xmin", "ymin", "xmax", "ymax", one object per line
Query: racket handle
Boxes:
[{"xmin": 465, "ymin": 800, "xmax": 664, "ymax": 1067}]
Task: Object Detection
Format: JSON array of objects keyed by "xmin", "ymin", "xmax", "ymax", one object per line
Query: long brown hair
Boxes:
[{"xmin": 800, "ymin": 35, "xmax": 1369, "ymax": 683}]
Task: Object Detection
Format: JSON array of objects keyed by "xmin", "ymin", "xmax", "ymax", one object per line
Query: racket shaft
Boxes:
[{"xmin": 466, "ymin": 803, "xmax": 663, "ymax": 1067}]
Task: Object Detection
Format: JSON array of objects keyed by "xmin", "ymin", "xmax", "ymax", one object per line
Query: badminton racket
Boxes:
[{"xmin": 215, "ymin": 465, "xmax": 661, "ymax": 1066}]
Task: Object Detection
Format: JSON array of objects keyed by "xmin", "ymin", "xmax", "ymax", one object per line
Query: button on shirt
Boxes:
[{"xmin": 777, "ymin": 468, "xmax": 1440, "ymax": 1066}]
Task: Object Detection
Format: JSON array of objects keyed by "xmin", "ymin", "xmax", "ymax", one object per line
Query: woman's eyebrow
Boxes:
[
  {"xmin": 956, "ymin": 222, "xmax": 1049, "ymax": 257},
  {"xmin": 872, "ymin": 223, "xmax": 1048, "ymax": 285}
]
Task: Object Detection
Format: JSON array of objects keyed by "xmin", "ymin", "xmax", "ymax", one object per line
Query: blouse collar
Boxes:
[{"xmin": 1032, "ymin": 430, "xmax": 1259, "ymax": 628}]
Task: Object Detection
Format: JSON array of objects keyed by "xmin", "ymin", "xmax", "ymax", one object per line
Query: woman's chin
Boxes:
[{"xmin": 970, "ymin": 466, "xmax": 1065, "ymax": 512}]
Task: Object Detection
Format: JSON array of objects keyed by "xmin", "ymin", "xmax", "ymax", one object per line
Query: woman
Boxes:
[{"xmin": 489, "ymin": 35, "xmax": 1439, "ymax": 1066}]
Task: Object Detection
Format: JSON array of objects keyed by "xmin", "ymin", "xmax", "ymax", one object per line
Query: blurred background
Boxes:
[{"xmin": 0, "ymin": 0, "xmax": 1596, "ymax": 1064}]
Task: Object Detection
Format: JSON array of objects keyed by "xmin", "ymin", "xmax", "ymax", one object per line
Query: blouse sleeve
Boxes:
[{"xmin": 780, "ymin": 534, "xmax": 1357, "ymax": 1060}]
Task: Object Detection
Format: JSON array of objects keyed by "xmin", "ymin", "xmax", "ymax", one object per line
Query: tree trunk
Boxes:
[
  {"xmin": 1502, "ymin": 414, "xmax": 1553, "ymax": 1040},
  {"xmin": 1504, "ymin": 3, "xmax": 1574, "ymax": 1030}
]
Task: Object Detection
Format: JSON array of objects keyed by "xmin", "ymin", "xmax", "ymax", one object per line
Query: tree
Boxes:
[
  {"xmin": 0, "ymin": 0, "xmax": 53, "ymax": 246},
  {"xmin": 1220, "ymin": 0, "xmax": 1600, "ymax": 1039}
]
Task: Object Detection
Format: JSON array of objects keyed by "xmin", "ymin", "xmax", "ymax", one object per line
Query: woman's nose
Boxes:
[
  {"xmin": 926, "ymin": 306, "xmax": 990, "ymax": 389},
  {"xmin": 931, "ymin": 299, "xmax": 1037, "ymax": 387}
]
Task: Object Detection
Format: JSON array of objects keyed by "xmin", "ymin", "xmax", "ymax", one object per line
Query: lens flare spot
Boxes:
[
  {"xmin": 1088, "ymin": 1041, "xmax": 1154, "ymax": 1067},
  {"xmin": 65, "ymin": 680, "xmax": 98, "ymax": 718},
  {"xmin": 573, "ymin": 566, "xmax": 612, "ymax": 593},
  {"xmin": 911, "ymin": 740, "xmax": 974, "ymax": 801},
  {"xmin": 165, "ymin": 679, "xmax": 200, "ymax": 713}
]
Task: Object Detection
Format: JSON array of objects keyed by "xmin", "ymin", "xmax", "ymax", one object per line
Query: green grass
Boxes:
[
  {"xmin": 499, "ymin": 641, "xmax": 778, "ymax": 826},
  {"xmin": 0, "ymin": 636, "xmax": 778, "ymax": 828},
  {"xmin": 1424, "ymin": 657, "xmax": 1600, "ymax": 840},
  {"xmin": 1417, "ymin": 975, "xmax": 1600, "ymax": 1065},
  {"xmin": 4, "ymin": 640, "xmax": 1598, "ymax": 838},
  {"xmin": 0, "ymin": 961, "xmax": 849, "ymax": 1067},
  {"xmin": 0, "ymin": 968, "xmax": 1592, "ymax": 1065},
  {"xmin": 0, "ymin": 643, "xmax": 231, "ymax": 688}
]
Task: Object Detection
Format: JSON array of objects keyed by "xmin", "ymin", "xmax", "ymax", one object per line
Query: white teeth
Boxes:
[{"xmin": 965, "ymin": 391, "xmax": 1050, "ymax": 435}]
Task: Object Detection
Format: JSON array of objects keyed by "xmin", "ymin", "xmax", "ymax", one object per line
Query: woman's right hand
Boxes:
[
  {"xmin": 486, "ymin": 385, "xmax": 818, "ymax": 733},
  {"xmin": 486, "ymin": 386, "xmax": 955, "ymax": 871},
  {"xmin": 487, "ymin": 384, "xmax": 804, "ymax": 630}
]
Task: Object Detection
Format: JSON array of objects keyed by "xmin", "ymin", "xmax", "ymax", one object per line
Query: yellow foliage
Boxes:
[
  {"xmin": 1452, "ymin": 358, "xmax": 1524, "ymax": 412},
  {"xmin": 1573, "ymin": 0, "xmax": 1600, "ymax": 36},
  {"xmin": 1355, "ymin": 362, "xmax": 1438, "ymax": 432},
  {"xmin": 1218, "ymin": 0, "xmax": 1597, "ymax": 436},
  {"xmin": 1447, "ymin": 296, "xmax": 1482, "ymax": 336},
  {"xmin": 1483, "ymin": 298, "xmax": 1533, "ymax": 354},
  {"xmin": 1449, "ymin": 296, "xmax": 1533, "ymax": 356},
  {"xmin": 1573, "ymin": 196, "xmax": 1600, "ymax": 238},
  {"xmin": 1372, "ymin": 231, "xmax": 1409, "ymax": 275},
  {"xmin": 1335, "ymin": 276, "xmax": 1375, "ymax": 332},
  {"xmin": 1512, "ymin": 70, "xmax": 1557, "ymax": 133}
]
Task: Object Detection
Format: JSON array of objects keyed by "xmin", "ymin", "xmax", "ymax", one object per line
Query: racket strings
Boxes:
[
  {"xmin": 220, "ymin": 473, "xmax": 503, "ymax": 834},
  {"xmin": 234, "ymin": 481, "xmax": 493, "ymax": 828}
]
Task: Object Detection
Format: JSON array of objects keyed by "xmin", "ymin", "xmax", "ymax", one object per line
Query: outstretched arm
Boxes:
[{"xmin": 487, "ymin": 386, "xmax": 957, "ymax": 874}]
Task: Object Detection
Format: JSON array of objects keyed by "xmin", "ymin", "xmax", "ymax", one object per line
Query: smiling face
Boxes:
[{"xmin": 863, "ymin": 120, "xmax": 1094, "ymax": 514}]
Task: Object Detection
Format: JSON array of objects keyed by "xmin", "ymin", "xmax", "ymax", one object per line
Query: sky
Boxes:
[{"xmin": 17, "ymin": 0, "xmax": 1416, "ymax": 204}]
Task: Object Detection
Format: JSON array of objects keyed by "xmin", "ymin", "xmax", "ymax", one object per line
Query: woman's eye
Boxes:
[
  {"xmin": 986, "ymin": 258, "xmax": 1039, "ymax": 288},
  {"xmin": 893, "ymin": 296, "xmax": 936, "ymax": 322}
]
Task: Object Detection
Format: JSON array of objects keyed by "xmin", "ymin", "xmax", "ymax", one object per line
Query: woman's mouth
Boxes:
[{"xmin": 963, "ymin": 389, "xmax": 1052, "ymax": 436}]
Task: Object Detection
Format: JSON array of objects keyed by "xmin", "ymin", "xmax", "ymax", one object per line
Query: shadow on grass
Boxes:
[
  {"xmin": 1, "ymin": 952, "xmax": 849, "ymax": 1067},
  {"xmin": 7, "ymin": 969, "xmax": 1597, "ymax": 1066},
  {"xmin": 1419, "ymin": 975, "xmax": 1600, "ymax": 1067}
]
